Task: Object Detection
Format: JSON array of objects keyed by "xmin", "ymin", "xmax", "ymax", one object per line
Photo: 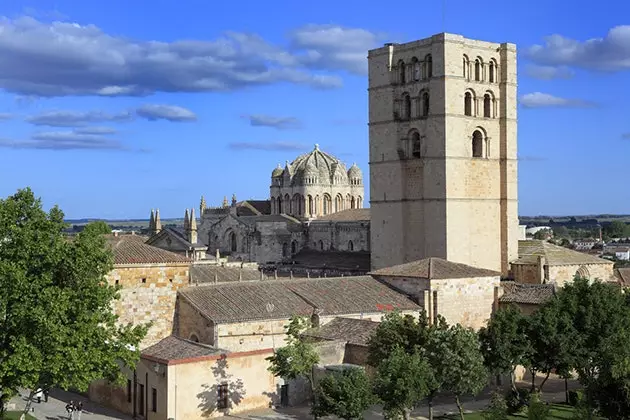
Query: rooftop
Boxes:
[
  {"xmin": 179, "ymin": 276, "xmax": 419, "ymax": 323},
  {"xmin": 314, "ymin": 208, "xmax": 370, "ymax": 222},
  {"xmin": 369, "ymin": 257, "xmax": 500, "ymax": 279},
  {"xmin": 190, "ymin": 264, "xmax": 262, "ymax": 284},
  {"xmin": 514, "ymin": 240, "xmax": 613, "ymax": 266},
  {"xmin": 617, "ymin": 268, "xmax": 630, "ymax": 285},
  {"xmin": 290, "ymin": 249, "xmax": 371, "ymax": 271},
  {"xmin": 105, "ymin": 234, "xmax": 191, "ymax": 265},
  {"xmin": 499, "ymin": 282, "xmax": 556, "ymax": 305},
  {"xmin": 141, "ymin": 336, "xmax": 225, "ymax": 362},
  {"xmin": 303, "ymin": 317, "xmax": 380, "ymax": 346}
]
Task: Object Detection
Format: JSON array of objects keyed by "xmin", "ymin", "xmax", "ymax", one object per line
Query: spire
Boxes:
[
  {"xmin": 154, "ymin": 209, "xmax": 162, "ymax": 233},
  {"xmin": 222, "ymin": 196, "xmax": 228, "ymax": 208},
  {"xmin": 314, "ymin": 143, "xmax": 319, "ymax": 151},
  {"xmin": 149, "ymin": 209, "xmax": 155, "ymax": 231},
  {"xmin": 184, "ymin": 208, "xmax": 190, "ymax": 231},
  {"xmin": 188, "ymin": 208, "xmax": 197, "ymax": 244},
  {"xmin": 200, "ymin": 195, "xmax": 206, "ymax": 216},
  {"xmin": 231, "ymin": 194, "xmax": 237, "ymax": 207}
]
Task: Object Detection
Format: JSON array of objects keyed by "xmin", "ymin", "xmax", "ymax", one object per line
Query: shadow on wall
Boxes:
[{"xmin": 196, "ymin": 356, "xmax": 246, "ymax": 416}]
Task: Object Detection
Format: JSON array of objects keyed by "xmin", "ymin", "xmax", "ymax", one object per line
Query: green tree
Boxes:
[
  {"xmin": 527, "ymin": 392, "xmax": 550, "ymax": 420},
  {"xmin": 479, "ymin": 306, "xmax": 531, "ymax": 393},
  {"xmin": 373, "ymin": 346, "xmax": 432, "ymax": 420},
  {"xmin": 525, "ymin": 302, "xmax": 574, "ymax": 392},
  {"xmin": 533, "ymin": 229, "xmax": 552, "ymax": 240},
  {"xmin": 366, "ymin": 311, "xmax": 430, "ymax": 367},
  {"xmin": 604, "ymin": 220, "xmax": 630, "ymax": 238},
  {"xmin": 420, "ymin": 315, "xmax": 450, "ymax": 420},
  {"xmin": 86, "ymin": 220, "xmax": 112, "ymax": 234},
  {"xmin": 439, "ymin": 324, "xmax": 488, "ymax": 420},
  {"xmin": 266, "ymin": 316, "xmax": 320, "ymax": 398},
  {"xmin": 312, "ymin": 367, "xmax": 375, "ymax": 420},
  {"xmin": 483, "ymin": 392, "xmax": 509, "ymax": 420},
  {"xmin": 0, "ymin": 188, "xmax": 147, "ymax": 418}
]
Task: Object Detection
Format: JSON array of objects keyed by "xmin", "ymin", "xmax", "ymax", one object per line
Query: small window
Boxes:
[
  {"xmin": 398, "ymin": 60, "xmax": 406, "ymax": 84},
  {"xmin": 319, "ymin": 240, "xmax": 324, "ymax": 251},
  {"xmin": 472, "ymin": 130, "xmax": 484, "ymax": 158},
  {"xmin": 464, "ymin": 92, "xmax": 473, "ymax": 116},
  {"xmin": 348, "ymin": 241, "xmax": 354, "ymax": 251},
  {"xmin": 190, "ymin": 334, "xmax": 199, "ymax": 343},
  {"xmin": 422, "ymin": 92, "xmax": 430, "ymax": 117},
  {"xmin": 169, "ymin": 278, "xmax": 173, "ymax": 283},
  {"xmin": 141, "ymin": 278, "xmax": 146, "ymax": 284},
  {"xmin": 151, "ymin": 388, "xmax": 157, "ymax": 412},
  {"xmin": 484, "ymin": 94, "xmax": 492, "ymax": 118},
  {"xmin": 411, "ymin": 132, "xmax": 421, "ymax": 159},
  {"xmin": 475, "ymin": 60, "xmax": 481, "ymax": 81},
  {"xmin": 127, "ymin": 380, "xmax": 132, "ymax": 403},
  {"xmin": 115, "ymin": 280, "xmax": 119, "ymax": 286},
  {"xmin": 489, "ymin": 61, "xmax": 495, "ymax": 83},
  {"xmin": 217, "ymin": 383, "xmax": 229, "ymax": 410}
]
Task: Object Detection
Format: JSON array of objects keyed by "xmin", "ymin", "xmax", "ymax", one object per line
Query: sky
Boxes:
[{"xmin": 0, "ymin": 0, "xmax": 628, "ymax": 219}]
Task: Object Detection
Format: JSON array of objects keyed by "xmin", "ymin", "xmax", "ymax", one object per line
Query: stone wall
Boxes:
[
  {"xmin": 306, "ymin": 221, "xmax": 370, "ymax": 252},
  {"xmin": 548, "ymin": 263, "xmax": 615, "ymax": 286},
  {"xmin": 175, "ymin": 296, "xmax": 215, "ymax": 345},
  {"xmin": 512, "ymin": 263, "xmax": 541, "ymax": 284},
  {"xmin": 106, "ymin": 263, "xmax": 190, "ymax": 348}
]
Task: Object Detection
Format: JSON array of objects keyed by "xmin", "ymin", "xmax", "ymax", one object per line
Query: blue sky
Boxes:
[{"xmin": 0, "ymin": 0, "xmax": 628, "ymax": 219}]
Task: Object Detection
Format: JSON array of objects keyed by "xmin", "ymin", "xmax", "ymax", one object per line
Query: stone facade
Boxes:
[
  {"xmin": 106, "ymin": 263, "xmax": 189, "ymax": 349},
  {"xmin": 368, "ymin": 33, "xmax": 519, "ymax": 275},
  {"xmin": 270, "ymin": 144, "xmax": 364, "ymax": 218}
]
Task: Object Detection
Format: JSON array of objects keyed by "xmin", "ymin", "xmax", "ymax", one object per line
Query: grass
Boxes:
[
  {"xmin": 439, "ymin": 403, "xmax": 577, "ymax": 419},
  {"xmin": 1, "ymin": 411, "xmax": 37, "ymax": 420}
]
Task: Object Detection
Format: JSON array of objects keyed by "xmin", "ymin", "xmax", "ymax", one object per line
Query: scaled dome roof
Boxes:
[
  {"xmin": 290, "ymin": 144, "xmax": 347, "ymax": 180},
  {"xmin": 348, "ymin": 163, "xmax": 363, "ymax": 178}
]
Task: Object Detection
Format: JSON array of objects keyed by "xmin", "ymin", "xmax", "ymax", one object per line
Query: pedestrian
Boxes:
[
  {"xmin": 76, "ymin": 401, "xmax": 83, "ymax": 420},
  {"xmin": 66, "ymin": 400, "xmax": 74, "ymax": 416},
  {"xmin": 44, "ymin": 389, "xmax": 49, "ymax": 402},
  {"xmin": 34, "ymin": 388, "xmax": 43, "ymax": 404}
]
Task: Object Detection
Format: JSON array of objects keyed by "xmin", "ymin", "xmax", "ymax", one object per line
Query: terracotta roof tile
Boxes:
[
  {"xmin": 514, "ymin": 240, "xmax": 613, "ymax": 266},
  {"xmin": 303, "ymin": 317, "xmax": 380, "ymax": 346},
  {"xmin": 499, "ymin": 281, "xmax": 555, "ymax": 305},
  {"xmin": 369, "ymin": 257, "xmax": 500, "ymax": 279},
  {"xmin": 141, "ymin": 336, "xmax": 225, "ymax": 361},
  {"xmin": 314, "ymin": 209, "xmax": 370, "ymax": 222},
  {"xmin": 291, "ymin": 250, "xmax": 370, "ymax": 271},
  {"xmin": 190, "ymin": 264, "xmax": 262, "ymax": 284},
  {"xmin": 106, "ymin": 235, "xmax": 191, "ymax": 265},
  {"xmin": 179, "ymin": 276, "xmax": 419, "ymax": 323},
  {"xmin": 617, "ymin": 268, "xmax": 630, "ymax": 285}
]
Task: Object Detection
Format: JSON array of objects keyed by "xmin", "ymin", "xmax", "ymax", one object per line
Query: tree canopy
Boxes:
[
  {"xmin": 0, "ymin": 188, "xmax": 147, "ymax": 416},
  {"xmin": 312, "ymin": 367, "xmax": 375, "ymax": 420}
]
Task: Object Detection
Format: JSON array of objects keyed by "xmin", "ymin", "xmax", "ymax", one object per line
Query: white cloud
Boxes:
[
  {"xmin": 524, "ymin": 65, "xmax": 574, "ymax": 80},
  {"xmin": 527, "ymin": 26, "xmax": 630, "ymax": 71},
  {"xmin": 26, "ymin": 110, "xmax": 132, "ymax": 127},
  {"xmin": 0, "ymin": 17, "xmax": 384, "ymax": 97},
  {"xmin": 73, "ymin": 126, "xmax": 118, "ymax": 135},
  {"xmin": 243, "ymin": 115, "xmax": 302, "ymax": 130},
  {"xmin": 0, "ymin": 132, "xmax": 126, "ymax": 151},
  {"xmin": 136, "ymin": 104, "xmax": 197, "ymax": 122},
  {"xmin": 519, "ymin": 92, "xmax": 595, "ymax": 108}
]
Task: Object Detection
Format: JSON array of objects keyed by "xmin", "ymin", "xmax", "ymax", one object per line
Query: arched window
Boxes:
[
  {"xmin": 282, "ymin": 242, "xmax": 288, "ymax": 257},
  {"xmin": 277, "ymin": 197, "xmax": 283, "ymax": 214},
  {"xmin": 411, "ymin": 132, "xmax": 421, "ymax": 159},
  {"xmin": 424, "ymin": 54, "xmax": 433, "ymax": 79},
  {"xmin": 189, "ymin": 334, "xmax": 199, "ymax": 343},
  {"xmin": 335, "ymin": 194, "xmax": 343, "ymax": 212},
  {"xmin": 464, "ymin": 92, "xmax": 473, "ymax": 116},
  {"xmin": 489, "ymin": 61, "xmax": 495, "ymax": 83},
  {"xmin": 323, "ymin": 194, "xmax": 332, "ymax": 215},
  {"xmin": 351, "ymin": 196, "xmax": 356, "ymax": 209},
  {"xmin": 291, "ymin": 241, "xmax": 297, "ymax": 255},
  {"xmin": 484, "ymin": 94, "xmax": 492, "ymax": 118},
  {"xmin": 403, "ymin": 94, "xmax": 411, "ymax": 120},
  {"xmin": 475, "ymin": 59, "xmax": 481, "ymax": 81},
  {"xmin": 307, "ymin": 195, "xmax": 314, "ymax": 216},
  {"xmin": 229, "ymin": 231, "xmax": 237, "ymax": 252},
  {"xmin": 319, "ymin": 240, "xmax": 324, "ymax": 251},
  {"xmin": 357, "ymin": 196, "xmax": 363, "ymax": 208},
  {"xmin": 398, "ymin": 60, "xmax": 406, "ymax": 84},
  {"xmin": 462, "ymin": 55, "xmax": 469, "ymax": 79},
  {"xmin": 472, "ymin": 130, "xmax": 484, "ymax": 158},
  {"xmin": 422, "ymin": 92, "xmax": 430, "ymax": 116},
  {"xmin": 412, "ymin": 57, "xmax": 420, "ymax": 80},
  {"xmin": 348, "ymin": 240, "xmax": 354, "ymax": 251},
  {"xmin": 575, "ymin": 266, "xmax": 590, "ymax": 279},
  {"xmin": 284, "ymin": 194, "xmax": 291, "ymax": 214}
]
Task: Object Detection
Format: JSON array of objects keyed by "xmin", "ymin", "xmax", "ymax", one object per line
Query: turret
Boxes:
[
  {"xmin": 184, "ymin": 208, "xmax": 190, "ymax": 231},
  {"xmin": 154, "ymin": 209, "xmax": 162, "ymax": 233},
  {"xmin": 222, "ymin": 196, "xmax": 228, "ymax": 208},
  {"xmin": 200, "ymin": 195, "xmax": 207, "ymax": 216},
  {"xmin": 231, "ymin": 194, "xmax": 237, "ymax": 207},
  {"xmin": 188, "ymin": 208, "xmax": 198, "ymax": 244},
  {"xmin": 149, "ymin": 209, "xmax": 155, "ymax": 232}
]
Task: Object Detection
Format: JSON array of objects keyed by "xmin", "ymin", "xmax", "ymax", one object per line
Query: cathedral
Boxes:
[{"xmin": 147, "ymin": 144, "xmax": 371, "ymax": 273}]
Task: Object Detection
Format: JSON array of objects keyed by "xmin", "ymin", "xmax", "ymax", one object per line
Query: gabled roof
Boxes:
[
  {"xmin": 236, "ymin": 200, "xmax": 271, "ymax": 216},
  {"xmin": 178, "ymin": 276, "xmax": 419, "ymax": 323},
  {"xmin": 515, "ymin": 240, "xmax": 613, "ymax": 266},
  {"xmin": 369, "ymin": 257, "xmax": 500, "ymax": 279},
  {"xmin": 303, "ymin": 317, "xmax": 380, "ymax": 346},
  {"xmin": 141, "ymin": 336, "xmax": 225, "ymax": 362},
  {"xmin": 146, "ymin": 227, "xmax": 206, "ymax": 249},
  {"xmin": 291, "ymin": 250, "xmax": 370, "ymax": 271},
  {"xmin": 499, "ymin": 281, "xmax": 556, "ymax": 305},
  {"xmin": 617, "ymin": 268, "xmax": 630, "ymax": 285},
  {"xmin": 106, "ymin": 235, "xmax": 191, "ymax": 265},
  {"xmin": 314, "ymin": 209, "xmax": 370, "ymax": 222}
]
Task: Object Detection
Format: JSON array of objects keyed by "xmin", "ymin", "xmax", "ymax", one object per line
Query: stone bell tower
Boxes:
[{"xmin": 368, "ymin": 33, "xmax": 518, "ymax": 275}]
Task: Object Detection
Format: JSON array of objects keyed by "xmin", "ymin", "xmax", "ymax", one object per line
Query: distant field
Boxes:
[
  {"xmin": 66, "ymin": 218, "xmax": 185, "ymax": 228},
  {"xmin": 520, "ymin": 215, "xmax": 630, "ymax": 224}
]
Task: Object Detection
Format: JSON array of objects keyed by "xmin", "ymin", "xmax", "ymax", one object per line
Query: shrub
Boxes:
[
  {"xmin": 483, "ymin": 392, "xmax": 509, "ymax": 420},
  {"xmin": 527, "ymin": 392, "xmax": 550, "ymax": 420},
  {"xmin": 505, "ymin": 388, "xmax": 530, "ymax": 414},
  {"xmin": 568, "ymin": 389, "xmax": 584, "ymax": 407}
]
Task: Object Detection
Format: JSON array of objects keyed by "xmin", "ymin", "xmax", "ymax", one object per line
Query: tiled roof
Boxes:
[
  {"xmin": 514, "ymin": 240, "xmax": 613, "ymax": 266},
  {"xmin": 190, "ymin": 264, "xmax": 262, "ymax": 284},
  {"xmin": 303, "ymin": 317, "xmax": 380, "ymax": 346},
  {"xmin": 239, "ymin": 214, "xmax": 303, "ymax": 232},
  {"xmin": 146, "ymin": 227, "xmax": 206, "ymax": 249},
  {"xmin": 141, "ymin": 336, "xmax": 225, "ymax": 361},
  {"xmin": 179, "ymin": 276, "xmax": 419, "ymax": 323},
  {"xmin": 369, "ymin": 257, "xmax": 500, "ymax": 279},
  {"xmin": 106, "ymin": 235, "xmax": 191, "ymax": 265},
  {"xmin": 617, "ymin": 268, "xmax": 630, "ymax": 285},
  {"xmin": 291, "ymin": 250, "xmax": 371, "ymax": 271},
  {"xmin": 314, "ymin": 209, "xmax": 370, "ymax": 222},
  {"xmin": 179, "ymin": 282, "xmax": 314, "ymax": 323},
  {"xmin": 238, "ymin": 200, "xmax": 271, "ymax": 215},
  {"xmin": 499, "ymin": 281, "xmax": 556, "ymax": 305},
  {"xmin": 286, "ymin": 276, "xmax": 419, "ymax": 314}
]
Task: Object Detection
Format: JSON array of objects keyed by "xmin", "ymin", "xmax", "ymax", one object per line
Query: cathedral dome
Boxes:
[
  {"xmin": 290, "ymin": 144, "xmax": 346, "ymax": 185},
  {"xmin": 348, "ymin": 163, "xmax": 362, "ymax": 179},
  {"xmin": 271, "ymin": 164, "xmax": 283, "ymax": 178}
]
